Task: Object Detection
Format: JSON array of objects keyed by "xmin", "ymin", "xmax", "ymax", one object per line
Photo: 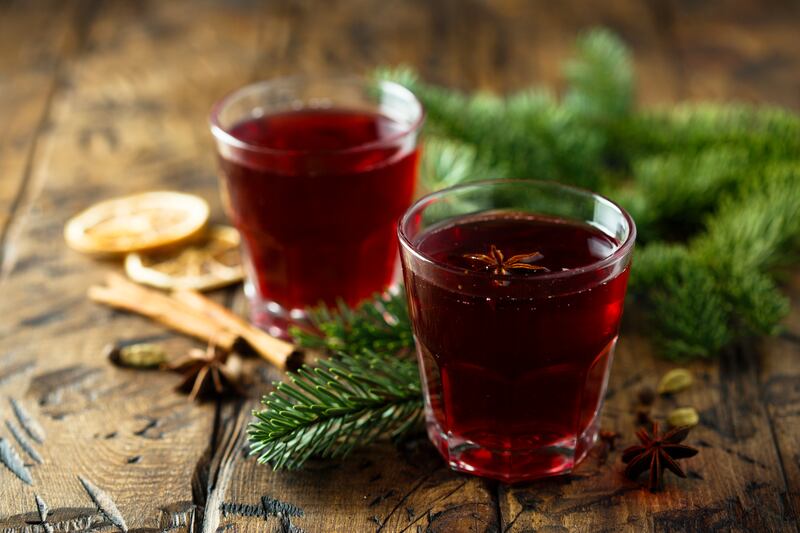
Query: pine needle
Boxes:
[
  {"xmin": 249, "ymin": 350, "xmax": 423, "ymax": 469},
  {"xmin": 289, "ymin": 288, "xmax": 413, "ymax": 355}
]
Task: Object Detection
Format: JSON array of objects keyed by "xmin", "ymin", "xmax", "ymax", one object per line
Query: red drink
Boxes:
[
  {"xmin": 221, "ymin": 110, "xmax": 418, "ymax": 308},
  {"xmin": 399, "ymin": 181, "xmax": 635, "ymax": 482},
  {"xmin": 211, "ymin": 78, "xmax": 422, "ymax": 335}
]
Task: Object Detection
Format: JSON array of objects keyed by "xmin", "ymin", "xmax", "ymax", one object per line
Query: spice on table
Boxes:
[
  {"xmin": 598, "ymin": 429, "xmax": 619, "ymax": 451},
  {"xmin": 168, "ymin": 343, "xmax": 244, "ymax": 401},
  {"xmin": 105, "ymin": 342, "xmax": 167, "ymax": 369},
  {"xmin": 599, "ymin": 430, "xmax": 620, "ymax": 451},
  {"xmin": 597, "ymin": 430, "xmax": 620, "ymax": 465},
  {"xmin": 124, "ymin": 225, "xmax": 243, "ymax": 291},
  {"xmin": 171, "ymin": 288, "xmax": 303, "ymax": 370},
  {"xmin": 88, "ymin": 273, "xmax": 303, "ymax": 370},
  {"xmin": 622, "ymin": 422, "xmax": 698, "ymax": 491},
  {"xmin": 657, "ymin": 368, "xmax": 693, "ymax": 395},
  {"xmin": 667, "ymin": 407, "xmax": 699, "ymax": 428},
  {"xmin": 64, "ymin": 191, "xmax": 210, "ymax": 256}
]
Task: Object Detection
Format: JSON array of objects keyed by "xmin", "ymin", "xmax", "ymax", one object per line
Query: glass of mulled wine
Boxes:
[
  {"xmin": 398, "ymin": 179, "xmax": 636, "ymax": 483},
  {"xmin": 210, "ymin": 77, "xmax": 423, "ymax": 337}
]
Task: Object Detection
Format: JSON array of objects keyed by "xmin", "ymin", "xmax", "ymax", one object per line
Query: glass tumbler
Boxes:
[
  {"xmin": 210, "ymin": 76, "xmax": 423, "ymax": 338},
  {"xmin": 398, "ymin": 179, "xmax": 636, "ymax": 482}
]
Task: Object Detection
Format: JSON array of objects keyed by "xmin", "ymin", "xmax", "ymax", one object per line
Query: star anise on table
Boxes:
[
  {"xmin": 463, "ymin": 244, "xmax": 549, "ymax": 275},
  {"xmin": 622, "ymin": 422, "xmax": 699, "ymax": 492},
  {"xmin": 167, "ymin": 343, "xmax": 244, "ymax": 401}
]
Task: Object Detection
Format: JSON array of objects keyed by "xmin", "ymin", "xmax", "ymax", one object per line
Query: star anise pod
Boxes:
[
  {"xmin": 167, "ymin": 343, "xmax": 244, "ymax": 401},
  {"xmin": 622, "ymin": 422, "xmax": 698, "ymax": 491},
  {"xmin": 463, "ymin": 244, "xmax": 549, "ymax": 275}
]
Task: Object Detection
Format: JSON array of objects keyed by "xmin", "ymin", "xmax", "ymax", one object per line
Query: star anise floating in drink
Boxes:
[
  {"xmin": 167, "ymin": 343, "xmax": 244, "ymax": 401},
  {"xmin": 463, "ymin": 244, "xmax": 549, "ymax": 275},
  {"xmin": 622, "ymin": 422, "xmax": 698, "ymax": 491}
]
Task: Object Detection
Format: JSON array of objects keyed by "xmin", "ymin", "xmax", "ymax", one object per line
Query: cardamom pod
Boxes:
[
  {"xmin": 657, "ymin": 368, "xmax": 693, "ymax": 395},
  {"xmin": 105, "ymin": 343, "xmax": 166, "ymax": 369},
  {"xmin": 667, "ymin": 407, "xmax": 699, "ymax": 428}
]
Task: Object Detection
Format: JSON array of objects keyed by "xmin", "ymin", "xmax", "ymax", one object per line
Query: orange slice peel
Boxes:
[
  {"xmin": 124, "ymin": 225, "xmax": 243, "ymax": 291},
  {"xmin": 64, "ymin": 191, "xmax": 210, "ymax": 256}
]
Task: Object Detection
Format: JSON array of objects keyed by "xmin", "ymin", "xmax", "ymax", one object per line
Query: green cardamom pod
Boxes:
[
  {"xmin": 106, "ymin": 342, "xmax": 166, "ymax": 369},
  {"xmin": 667, "ymin": 407, "xmax": 699, "ymax": 428},
  {"xmin": 657, "ymin": 368, "xmax": 693, "ymax": 395}
]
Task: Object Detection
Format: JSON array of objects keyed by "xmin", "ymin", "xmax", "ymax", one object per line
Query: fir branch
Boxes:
[
  {"xmin": 380, "ymin": 34, "xmax": 630, "ymax": 190},
  {"xmin": 382, "ymin": 31, "xmax": 800, "ymax": 361},
  {"xmin": 251, "ymin": 28, "xmax": 800, "ymax": 471},
  {"xmin": 564, "ymin": 28, "xmax": 633, "ymax": 124},
  {"xmin": 619, "ymin": 104, "xmax": 800, "ymax": 159},
  {"xmin": 633, "ymin": 246, "xmax": 733, "ymax": 359},
  {"xmin": 619, "ymin": 148, "xmax": 754, "ymax": 243},
  {"xmin": 693, "ymin": 166, "xmax": 800, "ymax": 273},
  {"xmin": 630, "ymin": 169, "xmax": 800, "ymax": 358},
  {"xmin": 420, "ymin": 137, "xmax": 498, "ymax": 190},
  {"xmin": 289, "ymin": 288, "xmax": 413, "ymax": 355},
  {"xmin": 249, "ymin": 350, "xmax": 423, "ymax": 469}
]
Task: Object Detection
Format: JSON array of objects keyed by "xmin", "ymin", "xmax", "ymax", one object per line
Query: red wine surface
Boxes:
[
  {"xmin": 404, "ymin": 212, "xmax": 629, "ymax": 482},
  {"xmin": 219, "ymin": 109, "xmax": 418, "ymax": 315}
]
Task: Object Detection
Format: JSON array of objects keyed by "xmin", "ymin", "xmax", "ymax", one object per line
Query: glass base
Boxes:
[
  {"xmin": 426, "ymin": 415, "xmax": 599, "ymax": 484},
  {"xmin": 245, "ymin": 281, "xmax": 307, "ymax": 340}
]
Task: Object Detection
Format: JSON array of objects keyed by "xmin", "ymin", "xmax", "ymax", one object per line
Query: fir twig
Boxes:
[
  {"xmin": 249, "ymin": 350, "xmax": 423, "ymax": 469},
  {"xmin": 289, "ymin": 288, "xmax": 413, "ymax": 355}
]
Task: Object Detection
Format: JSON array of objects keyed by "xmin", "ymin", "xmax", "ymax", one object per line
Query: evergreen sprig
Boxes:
[
  {"xmin": 250, "ymin": 289, "xmax": 419, "ymax": 469},
  {"xmin": 249, "ymin": 349, "xmax": 422, "ymax": 469},
  {"xmin": 289, "ymin": 287, "xmax": 413, "ymax": 354},
  {"xmin": 380, "ymin": 28, "xmax": 800, "ymax": 359},
  {"xmin": 251, "ymin": 28, "xmax": 800, "ymax": 470}
]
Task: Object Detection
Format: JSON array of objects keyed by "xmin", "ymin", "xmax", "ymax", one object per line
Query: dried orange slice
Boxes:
[
  {"xmin": 124, "ymin": 225, "xmax": 243, "ymax": 291},
  {"xmin": 64, "ymin": 191, "xmax": 209, "ymax": 255}
]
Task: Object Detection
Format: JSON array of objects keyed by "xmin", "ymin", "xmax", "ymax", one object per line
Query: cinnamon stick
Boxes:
[
  {"xmin": 172, "ymin": 289, "xmax": 303, "ymax": 370},
  {"xmin": 88, "ymin": 273, "xmax": 303, "ymax": 370},
  {"xmin": 89, "ymin": 274, "xmax": 238, "ymax": 350}
]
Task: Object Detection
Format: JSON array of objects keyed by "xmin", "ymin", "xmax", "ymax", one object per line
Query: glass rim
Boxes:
[
  {"xmin": 208, "ymin": 75, "xmax": 425, "ymax": 156},
  {"xmin": 397, "ymin": 178, "xmax": 637, "ymax": 282}
]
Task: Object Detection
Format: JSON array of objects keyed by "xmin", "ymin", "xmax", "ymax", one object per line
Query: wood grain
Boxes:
[
  {"xmin": 668, "ymin": 0, "xmax": 800, "ymax": 108},
  {"xmin": 204, "ymin": 394, "xmax": 500, "ymax": 532},
  {"xmin": 759, "ymin": 273, "xmax": 800, "ymax": 524},
  {"xmin": 1, "ymin": 0, "xmax": 799, "ymax": 531},
  {"xmin": 499, "ymin": 333, "xmax": 799, "ymax": 532},
  {"xmin": 0, "ymin": 0, "xmax": 258, "ymax": 525},
  {"xmin": 0, "ymin": 0, "xmax": 85, "ymax": 281}
]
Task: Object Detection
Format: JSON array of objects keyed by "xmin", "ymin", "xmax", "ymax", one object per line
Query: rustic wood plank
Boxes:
[
  {"xmin": 146, "ymin": 0, "xmax": 800, "ymax": 530},
  {"xmin": 202, "ymin": 366, "xmax": 498, "ymax": 532},
  {"xmin": 3, "ymin": 0, "xmax": 800, "ymax": 530},
  {"xmin": 495, "ymin": 1, "xmax": 799, "ymax": 528},
  {"xmin": 206, "ymin": 1, "xmax": 509, "ymax": 529},
  {"xmin": 204, "ymin": 1, "xmax": 680, "ymax": 530},
  {"xmin": 758, "ymin": 273, "xmax": 800, "ymax": 523},
  {"xmin": 498, "ymin": 333, "xmax": 799, "ymax": 531},
  {"xmin": 0, "ymin": 0, "xmax": 85, "ymax": 279},
  {"xmin": 482, "ymin": 0, "xmax": 681, "ymax": 103},
  {"xmin": 246, "ymin": 0, "xmax": 679, "ymax": 101},
  {"xmin": 668, "ymin": 0, "xmax": 800, "ymax": 109},
  {"xmin": 0, "ymin": 0, "xmax": 263, "ymax": 525}
]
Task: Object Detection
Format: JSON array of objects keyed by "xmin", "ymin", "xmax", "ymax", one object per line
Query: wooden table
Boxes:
[{"xmin": 1, "ymin": 1, "xmax": 799, "ymax": 531}]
